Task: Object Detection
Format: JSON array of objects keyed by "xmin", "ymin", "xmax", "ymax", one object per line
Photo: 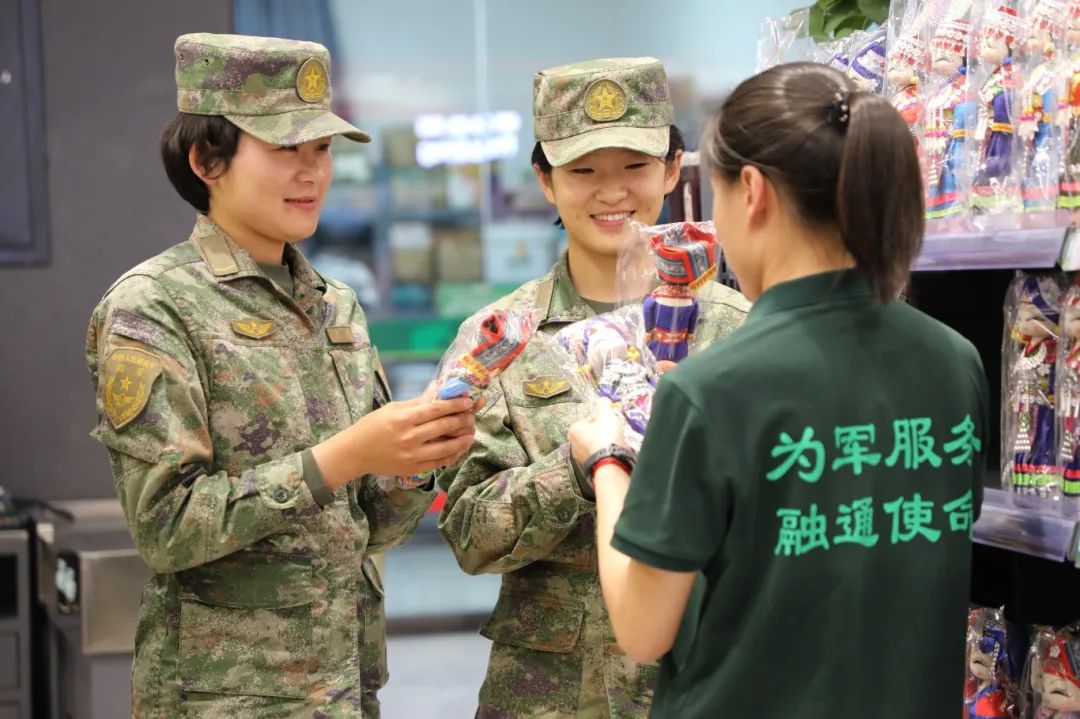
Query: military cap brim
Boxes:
[
  {"xmin": 223, "ymin": 108, "xmax": 371, "ymax": 146},
  {"xmin": 541, "ymin": 125, "xmax": 669, "ymax": 167}
]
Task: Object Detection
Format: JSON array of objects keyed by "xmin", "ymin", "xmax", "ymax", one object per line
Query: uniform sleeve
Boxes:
[
  {"xmin": 611, "ymin": 377, "xmax": 730, "ymax": 572},
  {"xmin": 87, "ymin": 275, "xmax": 319, "ymax": 575},
  {"xmin": 435, "ymin": 387, "xmax": 594, "ymax": 575}
]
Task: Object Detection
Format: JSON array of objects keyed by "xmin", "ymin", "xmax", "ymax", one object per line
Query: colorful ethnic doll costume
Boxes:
[
  {"xmin": 964, "ymin": 607, "xmax": 1014, "ymax": 719},
  {"xmin": 972, "ymin": 3, "xmax": 1024, "ymax": 215},
  {"xmin": 1059, "ymin": 1, "xmax": 1080, "ymax": 210},
  {"xmin": 1057, "ymin": 279, "xmax": 1080, "ymax": 498},
  {"xmin": 1009, "ymin": 275, "xmax": 1062, "ymax": 495},
  {"xmin": 642, "ymin": 222, "xmax": 719, "ymax": 363},
  {"xmin": 1020, "ymin": 0, "xmax": 1068, "ymax": 213},
  {"xmin": 436, "ymin": 309, "xmax": 535, "ymax": 400},
  {"xmin": 1035, "ymin": 628, "xmax": 1080, "ymax": 718},
  {"xmin": 926, "ymin": 14, "xmax": 976, "ymax": 221},
  {"xmin": 847, "ymin": 28, "xmax": 887, "ymax": 92},
  {"xmin": 889, "ymin": 34, "xmax": 929, "ymax": 149},
  {"xmin": 553, "ymin": 311, "xmax": 658, "ymax": 452}
]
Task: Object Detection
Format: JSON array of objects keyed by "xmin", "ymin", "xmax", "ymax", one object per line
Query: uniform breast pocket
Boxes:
[
  {"xmin": 177, "ymin": 556, "xmax": 316, "ymax": 699},
  {"xmin": 504, "ymin": 381, "xmax": 587, "ymax": 459},
  {"xmin": 329, "ymin": 343, "xmax": 380, "ymax": 422},
  {"xmin": 205, "ymin": 338, "xmax": 313, "ymax": 463}
]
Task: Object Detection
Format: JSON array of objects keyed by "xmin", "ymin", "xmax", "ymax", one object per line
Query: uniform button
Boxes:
[
  {"xmin": 556, "ymin": 508, "xmax": 572, "ymax": 523},
  {"xmin": 274, "ymin": 488, "xmax": 290, "ymax": 503}
]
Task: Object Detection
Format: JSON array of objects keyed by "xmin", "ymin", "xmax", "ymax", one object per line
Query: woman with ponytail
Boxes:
[{"xmin": 569, "ymin": 62, "xmax": 990, "ymax": 718}]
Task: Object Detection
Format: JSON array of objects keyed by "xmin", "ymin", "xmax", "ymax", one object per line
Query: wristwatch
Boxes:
[{"xmin": 582, "ymin": 445, "xmax": 638, "ymax": 480}]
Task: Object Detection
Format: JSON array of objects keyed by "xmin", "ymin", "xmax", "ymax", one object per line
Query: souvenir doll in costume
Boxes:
[
  {"xmin": 1019, "ymin": 0, "xmax": 1068, "ymax": 215},
  {"xmin": 971, "ymin": 2, "xmax": 1025, "ymax": 216},
  {"xmin": 888, "ymin": 33, "xmax": 929, "ymax": 145},
  {"xmin": 925, "ymin": 0, "xmax": 977, "ymax": 223},
  {"xmin": 848, "ymin": 28, "xmax": 888, "ymax": 92},
  {"xmin": 965, "ymin": 608, "xmax": 1014, "ymax": 719},
  {"xmin": 1056, "ymin": 277, "xmax": 1080, "ymax": 498},
  {"xmin": 1058, "ymin": 1, "xmax": 1080, "ymax": 211},
  {"xmin": 435, "ymin": 309, "xmax": 534, "ymax": 400},
  {"xmin": 1007, "ymin": 274, "xmax": 1062, "ymax": 495},
  {"xmin": 1036, "ymin": 628, "xmax": 1080, "ymax": 718},
  {"xmin": 642, "ymin": 222, "xmax": 719, "ymax": 363}
]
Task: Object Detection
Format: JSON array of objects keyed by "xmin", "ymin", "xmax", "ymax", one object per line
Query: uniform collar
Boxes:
[
  {"xmin": 541, "ymin": 252, "xmax": 594, "ymax": 325},
  {"xmin": 747, "ymin": 269, "xmax": 873, "ymax": 323},
  {"xmin": 189, "ymin": 214, "xmax": 327, "ymax": 292}
]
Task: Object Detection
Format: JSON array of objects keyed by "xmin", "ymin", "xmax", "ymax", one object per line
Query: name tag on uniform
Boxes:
[
  {"xmin": 231, "ymin": 318, "xmax": 275, "ymax": 339},
  {"xmin": 522, "ymin": 377, "xmax": 570, "ymax": 399},
  {"xmin": 326, "ymin": 325, "xmax": 355, "ymax": 344}
]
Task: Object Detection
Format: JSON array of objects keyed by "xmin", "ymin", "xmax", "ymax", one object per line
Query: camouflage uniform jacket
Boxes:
[
  {"xmin": 86, "ymin": 215, "xmax": 433, "ymax": 718},
  {"xmin": 437, "ymin": 255, "xmax": 750, "ymax": 718}
]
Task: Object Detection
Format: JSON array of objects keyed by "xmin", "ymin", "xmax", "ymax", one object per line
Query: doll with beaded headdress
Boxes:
[
  {"xmin": 888, "ymin": 34, "xmax": 929, "ymax": 152},
  {"xmin": 1058, "ymin": 1, "xmax": 1080, "ymax": 211},
  {"xmin": 1007, "ymin": 274, "xmax": 1062, "ymax": 494},
  {"xmin": 642, "ymin": 222, "xmax": 718, "ymax": 363},
  {"xmin": 971, "ymin": 2, "xmax": 1024, "ymax": 216},
  {"xmin": 1056, "ymin": 276, "xmax": 1080, "ymax": 498},
  {"xmin": 965, "ymin": 607, "xmax": 1015, "ymax": 719},
  {"xmin": 1034, "ymin": 627, "xmax": 1080, "ymax": 718},
  {"xmin": 848, "ymin": 28, "xmax": 887, "ymax": 92},
  {"xmin": 925, "ymin": 0, "xmax": 976, "ymax": 223},
  {"xmin": 1018, "ymin": 0, "xmax": 1068, "ymax": 216}
]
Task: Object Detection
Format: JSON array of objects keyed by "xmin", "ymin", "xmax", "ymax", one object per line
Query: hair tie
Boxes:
[{"xmin": 827, "ymin": 91, "xmax": 852, "ymax": 132}]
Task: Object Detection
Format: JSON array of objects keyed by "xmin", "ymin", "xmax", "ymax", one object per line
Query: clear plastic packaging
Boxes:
[
  {"xmin": 1018, "ymin": 0, "xmax": 1069, "ymax": 226},
  {"xmin": 969, "ymin": 0, "xmax": 1026, "ymax": 227},
  {"xmin": 1057, "ymin": 3, "xmax": 1080, "ymax": 216},
  {"xmin": 813, "ymin": 32, "xmax": 859, "ymax": 73},
  {"xmin": 1019, "ymin": 625, "xmax": 1059, "ymax": 717},
  {"xmin": 757, "ymin": 9, "xmax": 814, "ymax": 72},
  {"xmin": 848, "ymin": 27, "xmax": 888, "ymax": 93},
  {"xmin": 1003, "ymin": 272, "xmax": 1063, "ymax": 496},
  {"xmin": 1056, "ymin": 274, "xmax": 1080, "ymax": 500},
  {"xmin": 431, "ymin": 307, "xmax": 539, "ymax": 401},
  {"xmin": 1031, "ymin": 624, "xmax": 1080, "ymax": 717},
  {"xmin": 616, "ymin": 221, "xmax": 720, "ymax": 363},
  {"xmin": 965, "ymin": 606, "xmax": 1017, "ymax": 719},
  {"xmin": 540, "ymin": 308, "xmax": 659, "ymax": 452},
  {"xmin": 925, "ymin": 0, "xmax": 978, "ymax": 231}
]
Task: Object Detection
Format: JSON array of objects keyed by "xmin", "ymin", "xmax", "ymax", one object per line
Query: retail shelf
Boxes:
[
  {"xmin": 914, "ymin": 227, "xmax": 1068, "ymax": 272},
  {"xmin": 972, "ymin": 487, "xmax": 1080, "ymax": 563}
]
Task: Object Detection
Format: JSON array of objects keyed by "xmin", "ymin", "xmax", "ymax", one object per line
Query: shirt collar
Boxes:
[{"xmin": 747, "ymin": 269, "xmax": 873, "ymax": 323}]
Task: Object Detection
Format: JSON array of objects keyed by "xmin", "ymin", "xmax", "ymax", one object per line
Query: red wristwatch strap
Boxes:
[{"xmin": 592, "ymin": 456, "xmax": 632, "ymax": 477}]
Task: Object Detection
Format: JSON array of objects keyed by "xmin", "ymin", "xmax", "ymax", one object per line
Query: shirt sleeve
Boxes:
[{"xmin": 612, "ymin": 376, "xmax": 731, "ymax": 572}]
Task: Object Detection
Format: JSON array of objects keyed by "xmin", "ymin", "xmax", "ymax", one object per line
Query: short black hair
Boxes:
[
  {"xmin": 531, "ymin": 124, "xmax": 686, "ymax": 174},
  {"xmin": 160, "ymin": 113, "xmax": 241, "ymax": 213},
  {"xmin": 703, "ymin": 63, "xmax": 923, "ymax": 302}
]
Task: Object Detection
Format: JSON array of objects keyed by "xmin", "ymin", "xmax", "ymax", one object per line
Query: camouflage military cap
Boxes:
[
  {"xmin": 174, "ymin": 33, "xmax": 370, "ymax": 146},
  {"xmin": 533, "ymin": 57, "xmax": 674, "ymax": 167}
]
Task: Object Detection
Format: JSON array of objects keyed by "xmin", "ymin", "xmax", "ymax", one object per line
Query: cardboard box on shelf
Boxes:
[
  {"xmin": 434, "ymin": 226, "xmax": 483, "ymax": 283},
  {"xmin": 482, "ymin": 220, "xmax": 561, "ymax": 285},
  {"xmin": 390, "ymin": 222, "xmax": 434, "ymax": 283},
  {"xmin": 389, "ymin": 167, "xmax": 447, "ymax": 213}
]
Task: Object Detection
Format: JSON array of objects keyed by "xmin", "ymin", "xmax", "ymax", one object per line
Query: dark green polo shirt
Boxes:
[{"xmin": 612, "ymin": 270, "xmax": 988, "ymax": 719}]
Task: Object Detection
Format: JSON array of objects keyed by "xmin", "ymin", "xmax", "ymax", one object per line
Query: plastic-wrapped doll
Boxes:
[
  {"xmin": 1057, "ymin": 278, "xmax": 1080, "ymax": 498},
  {"xmin": 965, "ymin": 608, "xmax": 1015, "ymax": 719},
  {"xmin": 554, "ymin": 311, "xmax": 658, "ymax": 451},
  {"xmin": 848, "ymin": 28, "xmax": 888, "ymax": 93},
  {"xmin": 1007, "ymin": 274, "xmax": 1062, "ymax": 494},
  {"xmin": 972, "ymin": 3, "xmax": 1024, "ymax": 216},
  {"xmin": 1023, "ymin": 626, "xmax": 1060, "ymax": 718},
  {"xmin": 643, "ymin": 222, "xmax": 718, "ymax": 363},
  {"xmin": 435, "ymin": 309, "xmax": 535, "ymax": 400},
  {"xmin": 888, "ymin": 35, "xmax": 928, "ymax": 142},
  {"xmin": 1059, "ymin": 1, "xmax": 1080, "ymax": 211},
  {"xmin": 1019, "ymin": 0, "xmax": 1068, "ymax": 215},
  {"xmin": 925, "ymin": 8, "xmax": 976, "ymax": 223},
  {"xmin": 1035, "ymin": 628, "xmax": 1080, "ymax": 718}
]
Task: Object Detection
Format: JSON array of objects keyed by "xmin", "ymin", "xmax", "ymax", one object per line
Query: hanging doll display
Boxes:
[
  {"xmin": 971, "ymin": 2, "xmax": 1025, "ymax": 220},
  {"xmin": 1022, "ymin": 626, "xmax": 1061, "ymax": 718},
  {"xmin": 1058, "ymin": 1, "xmax": 1080, "ymax": 212},
  {"xmin": 642, "ymin": 222, "xmax": 719, "ymax": 363},
  {"xmin": 848, "ymin": 27, "xmax": 888, "ymax": 92},
  {"xmin": 965, "ymin": 607, "xmax": 1015, "ymax": 719},
  {"xmin": 888, "ymin": 33, "xmax": 929, "ymax": 148},
  {"xmin": 552, "ymin": 310, "xmax": 658, "ymax": 451},
  {"xmin": 1005, "ymin": 273, "xmax": 1062, "ymax": 495},
  {"xmin": 1018, "ymin": 0, "xmax": 1068, "ymax": 219},
  {"xmin": 1035, "ymin": 626, "xmax": 1080, "ymax": 718},
  {"xmin": 1056, "ymin": 276, "xmax": 1080, "ymax": 499},
  {"xmin": 925, "ymin": 0, "xmax": 977, "ymax": 225},
  {"xmin": 433, "ymin": 308, "xmax": 536, "ymax": 400}
]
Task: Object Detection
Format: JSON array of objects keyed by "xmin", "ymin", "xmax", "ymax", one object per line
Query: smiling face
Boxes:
[
  {"xmin": 204, "ymin": 132, "xmax": 333, "ymax": 246},
  {"xmin": 535, "ymin": 146, "xmax": 680, "ymax": 259}
]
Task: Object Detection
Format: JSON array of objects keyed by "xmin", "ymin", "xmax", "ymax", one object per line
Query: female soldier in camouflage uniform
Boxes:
[
  {"xmin": 86, "ymin": 34, "xmax": 478, "ymax": 718},
  {"xmin": 436, "ymin": 58, "xmax": 750, "ymax": 718}
]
